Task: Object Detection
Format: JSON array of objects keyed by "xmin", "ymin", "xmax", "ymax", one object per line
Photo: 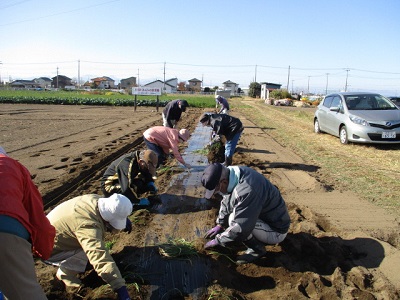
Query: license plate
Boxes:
[{"xmin": 382, "ymin": 132, "xmax": 396, "ymax": 138}]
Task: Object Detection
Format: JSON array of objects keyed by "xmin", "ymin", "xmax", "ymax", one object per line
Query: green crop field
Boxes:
[{"xmin": 0, "ymin": 89, "xmax": 216, "ymax": 108}]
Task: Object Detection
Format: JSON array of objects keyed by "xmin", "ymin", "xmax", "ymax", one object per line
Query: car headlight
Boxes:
[{"xmin": 349, "ymin": 115, "xmax": 369, "ymax": 126}]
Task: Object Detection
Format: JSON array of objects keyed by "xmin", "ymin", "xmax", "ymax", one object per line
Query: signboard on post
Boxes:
[
  {"xmin": 132, "ymin": 87, "xmax": 161, "ymax": 95},
  {"xmin": 132, "ymin": 87, "xmax": 162, "ymax": 112}
]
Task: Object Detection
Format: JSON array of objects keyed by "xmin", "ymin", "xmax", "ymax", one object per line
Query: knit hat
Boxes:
[
  {"xmin": 142, "ymin": 150, "xmax": 158, "ymax": 177},
  {"xmin": 201, "ymin": 163, "xmax": 223, "ymax": 199},
  {"xmin": 98, "ymin": 194, "xmax": 133, "ymax": 230},
  {"xmin": 179, "ymin": 129, "xmax": 190, "ymax": 141}
]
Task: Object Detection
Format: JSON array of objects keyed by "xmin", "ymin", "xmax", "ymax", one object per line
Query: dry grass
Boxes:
[{"xmin": 235, "ymin": 99, "xmax": 400, "ymax": 217}]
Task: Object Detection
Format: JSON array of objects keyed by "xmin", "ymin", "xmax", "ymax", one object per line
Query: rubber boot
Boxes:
[
  {"xmin": 56, "ymin": 267, "xmax": 82, "ymax": 293},
  {"xmin": 236, "ymin": 237, "xmax": 267, "ymax": 265}
]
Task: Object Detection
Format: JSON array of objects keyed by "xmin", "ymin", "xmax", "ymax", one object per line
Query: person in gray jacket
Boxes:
[{"xmin": 201, "ymin": 163, "xmax": 290, "ymax": 265}]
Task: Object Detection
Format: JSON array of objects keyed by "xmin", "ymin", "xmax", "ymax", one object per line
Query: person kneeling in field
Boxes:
[
  {"xmin": 201, "ymin": 163, "xmax": 290, "ymax": 265},
  {"xmin": 101, "ymin": 150, "xmax": 158, "ymax": 207},
  {"xmin": 46, "ymin": 193, "xmax": 133, "ymax": 300}
]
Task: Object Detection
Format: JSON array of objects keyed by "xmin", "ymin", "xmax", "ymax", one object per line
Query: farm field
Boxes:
[{"xmin": 1, "ymin": 100, "xmax": 399, "ymax": 299}]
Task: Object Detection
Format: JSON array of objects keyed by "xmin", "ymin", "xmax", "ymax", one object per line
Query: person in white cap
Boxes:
[
  {"xmin": 201, "ymin": 163, "xmax": 290, "ymax": 265},
  {"xmin": 215, "ymin": 95, "xmax": 230, "ymax": 115},
  {"xmin": 101, "ymin": 150, "xmax": 159, "ymax": 206},
  {"xmin": 46, "ymin": 193, "xmax": 133, "ymax": 299},
  {"xmin": 143, "ymin": 126, "xmax": 191, "ymax": 169}
]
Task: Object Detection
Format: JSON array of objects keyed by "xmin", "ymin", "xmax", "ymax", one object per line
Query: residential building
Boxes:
[
  {"xmin": 164, "ymin": 78, "xmax": 178, "ymax": 93},
  {"xmin": 91, "ymin": 76, "xmax": 115, "ymax": 89},
  {"xmin": 260, "ymin": 82, "xmax": 282, "ymax": 100},
  {"xmin": 144, "ymin": 79, "xmax": 175, "ymax": 94},
  {"xmin": 188, "ymin": 78, "xmax": 202, "ymax": 92},
  {"xmin": 120, "ymin": 76, "xmax": 137, "ymax": 91},
  {"xmin": 34, "ymin": 77, "xmax": 52, "ymax": 89},
  {"xmin": 52, "ymin": 75, "xmax": 72, "ymax": 89},
  {"xmin": 10, "ymin": 80, "xmax": 41, "ymax": 89},
  {"xmin": 222, "ymin": 80, "xmax": 239, "ymax": 95}
]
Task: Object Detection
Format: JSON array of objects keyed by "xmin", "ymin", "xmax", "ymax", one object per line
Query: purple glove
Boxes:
[
  {"xmin": 204, "ymin": 225, "xmax": 223, "ymax": 239},
  {"xmin": 204, "ymin": 239, "xmax": 219, "ymax": 249},
  {"xmin": 116, "ymin": 286, "xmax": 131, "ymax": 300}
]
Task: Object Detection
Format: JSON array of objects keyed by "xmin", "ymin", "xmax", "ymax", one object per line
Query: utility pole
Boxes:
[
  {"xmin": 325, "ymin": 73, "xmax": 329, "ymax": 95},
  {"xmin": 286, "ymin": 65, "xmax": 290, "ymax": 91},
  {"xmin": 307, "ymin": 76, "xmax": 310, "ymax": 94},
  {"xmin": 0, "ymin": 61, "xmax": 2, "ymax": 85},
  {"xmin": 344, "ymin": 69, "xmax": 350, "ymax": 92},
  {"xmin": 137, "ymin": 68, "xmax": 140, "ymax": 86},
  {"xmin": 56, "ymin": 66, "xmax": 59, "ymax": 89},
  {"xmin": 163, "ymin": 62, "xmax": 166, "ymax": 93},
  {"xmin": 254, "ymin": 65, "xmax": 257, "ymax": 83},
  {"xmin": 78, "ymin": 60, "xmax": 80, "ymax": 88}
]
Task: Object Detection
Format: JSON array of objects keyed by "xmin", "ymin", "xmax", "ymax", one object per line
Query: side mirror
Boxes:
[{"xmin": 330, "ymin": 106, "xmax": 340, "ymax": 112}]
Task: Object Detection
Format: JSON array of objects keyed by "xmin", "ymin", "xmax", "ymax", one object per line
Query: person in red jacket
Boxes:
[{"xmin": 0, "ymin": 146, "xmax": 56, "ymax": 299}]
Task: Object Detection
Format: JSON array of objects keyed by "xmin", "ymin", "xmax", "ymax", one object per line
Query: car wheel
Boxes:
[
  {"xmin": 339, "ymin": 125, "xmax": 348, "ymax": 144},
  {"xmin": 314, "ymin": 119, "xmax": 321, "ymax": 133}
]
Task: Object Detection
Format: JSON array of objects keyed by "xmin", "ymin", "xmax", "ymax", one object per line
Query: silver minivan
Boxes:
[{"xmin": 314, "ymin": 92, "xmax": 400, "ymax": 144}]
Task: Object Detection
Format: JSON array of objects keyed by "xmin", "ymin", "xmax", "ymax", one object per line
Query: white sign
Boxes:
[{"xmin": 132, "ymin": 87, "xmax": 161, "ymax": 95}]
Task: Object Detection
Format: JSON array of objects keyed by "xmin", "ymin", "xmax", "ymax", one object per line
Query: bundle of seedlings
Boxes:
[{"xmin": 158, "ymin": 238, "xmax": 198, "ymax": 259}]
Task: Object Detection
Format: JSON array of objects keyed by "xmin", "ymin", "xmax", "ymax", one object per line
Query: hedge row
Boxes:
[{"xmin": 0, "ymin": 96, "xmax": 169, "ymax": 107}]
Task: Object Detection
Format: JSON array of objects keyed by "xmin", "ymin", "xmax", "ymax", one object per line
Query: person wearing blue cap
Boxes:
[{"xmin": 201, "ymin": 162, "xmax": 290, "ymax": 265}]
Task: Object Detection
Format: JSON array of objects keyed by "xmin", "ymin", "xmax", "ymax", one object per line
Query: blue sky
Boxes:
[{"xmin": 1, "ymin": 0, "xmax": 399, "ymax": 95}]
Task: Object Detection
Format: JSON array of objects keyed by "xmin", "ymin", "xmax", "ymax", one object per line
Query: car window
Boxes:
[
  {"xmin": 345, "ymin": 94, "xmax": 397, "ymax": 110},
  {"xmin": 330, "ymin": 96, "xmax": 341, "ymax": 108},
  {"xmin": 323, "ymin": 96, "xmax": 333, "ymax": 108}
]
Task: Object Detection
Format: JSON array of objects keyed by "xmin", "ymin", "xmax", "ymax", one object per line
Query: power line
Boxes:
[{"xmin": 0, "ymin": 0, "xmax": 122, "ymax": 27}]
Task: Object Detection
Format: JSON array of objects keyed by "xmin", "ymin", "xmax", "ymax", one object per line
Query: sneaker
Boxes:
[{"xmin": 236, "ymin": 247, "xmax": 267, "ymax": 265}]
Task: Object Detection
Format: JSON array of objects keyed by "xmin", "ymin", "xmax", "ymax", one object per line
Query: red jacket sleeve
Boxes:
[{"xmin": 21, "ymin": 166, "xmax": 56, "ymax": 259}]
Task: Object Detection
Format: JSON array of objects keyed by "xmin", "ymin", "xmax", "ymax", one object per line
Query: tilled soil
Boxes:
[{"xmin": 1, "ymin": 103, "xmax": 399, "ymax": 300}]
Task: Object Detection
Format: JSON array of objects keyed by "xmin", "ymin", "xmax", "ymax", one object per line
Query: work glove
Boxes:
[
  {"xmin": 204, "ymin": 239, "xmax": 219, "ymax": 249},
  {"xmin": 116, "ymin": 286, "xmax": 131, "ymax": 300},
  {"xmin": 146, "ymin": 182, "xmax": 158, "ymax": 193},
  {"xmin": 204, "ymin": 225, "xmax": 223, "ymax": 239},
  {"xmin": 137, "ymin": 198, "xmax": 150, "ymax": 206},
  {"xmin": 124, "ymin": 218, "xmax": 132, "ymax": 234}
]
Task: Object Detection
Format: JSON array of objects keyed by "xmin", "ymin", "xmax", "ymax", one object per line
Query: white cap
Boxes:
[{"xmin": 98, "ymin": 194, "xmax": 133, "ymax": 230}]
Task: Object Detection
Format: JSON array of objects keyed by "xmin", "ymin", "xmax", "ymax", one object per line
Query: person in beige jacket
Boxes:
[{"xmin": 46, "ymin": 193, "xmax": 133, "ymax": 300}]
